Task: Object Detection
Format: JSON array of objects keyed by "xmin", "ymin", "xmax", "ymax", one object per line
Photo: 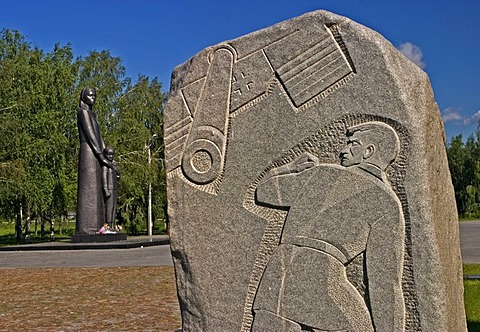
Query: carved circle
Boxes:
[
  {"xmin": 182, "ymin": 139, "xmax": 222, "ymax": 185},
  {"xmin": 191, "ymin": 150, "xmax": 212, "ymax": 173}
]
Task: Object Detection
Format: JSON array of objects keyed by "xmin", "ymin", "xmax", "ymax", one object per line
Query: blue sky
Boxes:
[{"xmin": 1, "ymin": 0, "xmax": 479, "ymax": 141}]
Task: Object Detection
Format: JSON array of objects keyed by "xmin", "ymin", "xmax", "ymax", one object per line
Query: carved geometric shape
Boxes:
[
  {"xmin": 266, "ymin": 24, "xmax": 354, "ymax": 108},
  {"xmin": 191, "ymin": 150, "xmax": 213, "ymax": 173},
  {"xmin": 164, "ymin": 116, "xmax": 192, "ymax": 172},
  {"xmin": 230, "ymin": 51, "xmax": 274, "ymax": 112},
  {"xmin": 182, "ymin": 138, "xmax": 221, "ymax": 185},
  {"xmin": 176, "ymin": 46, "xmax": 235, "ymax": 191},
  {"xmin": 181, "ymin": 78, "xmax": 205, "ymax": 117}
]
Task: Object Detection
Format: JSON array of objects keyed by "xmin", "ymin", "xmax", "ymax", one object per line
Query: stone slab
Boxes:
[
  {"xmin": 165, "ymin": 10, "xmax": 466, "ymax": 332},
  {"xmin": 71, "ymin": 233, "xmax": 127, "ymax": 243}
]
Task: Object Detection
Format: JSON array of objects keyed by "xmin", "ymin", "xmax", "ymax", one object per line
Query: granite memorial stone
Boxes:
[{"xmin": 165, "ymin": 10, "xmax": 466, "ymax": 332}]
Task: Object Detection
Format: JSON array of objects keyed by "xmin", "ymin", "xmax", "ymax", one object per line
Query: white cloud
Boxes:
[
  {"xmin": 470, "ymin": 110, "xmax": 480, "ymax": 124},
  {"xmin": 442, "ymin": 107, "xmax": 463, "ymax": 123},
  {"xmin": 398, "ymin": 42, "xmax": 426, "ymax": 69},
  {"xmin": 442, "ymin": 107, "xmax": 480, "ymax": 125}
]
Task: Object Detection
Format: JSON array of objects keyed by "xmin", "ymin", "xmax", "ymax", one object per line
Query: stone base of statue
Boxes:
[{"xmin": 71, "ymin": 233, "xmax": 127, "ymax": 243}]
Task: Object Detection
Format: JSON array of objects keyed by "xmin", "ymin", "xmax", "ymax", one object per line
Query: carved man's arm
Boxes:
[
  {"xmin": 365, "ymin": 207, "xmax": 405, "ymax": 331},
  {"xmin": 256, "ymin": 162, "xmax": 317, "ymax": 207}
]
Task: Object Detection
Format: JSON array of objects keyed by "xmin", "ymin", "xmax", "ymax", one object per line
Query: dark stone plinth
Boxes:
[{"xmin": 71, "ymin": 233, "xmax": 127, "ymax": 243}]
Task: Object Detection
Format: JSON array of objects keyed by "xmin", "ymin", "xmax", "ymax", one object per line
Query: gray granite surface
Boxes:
[{"xmin": 165, "ymin": 10, "xmax": 466, "ymax": 332}]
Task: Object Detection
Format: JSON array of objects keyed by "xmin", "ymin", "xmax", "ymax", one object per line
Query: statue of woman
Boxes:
[{"xmin": 76, "ymin": 87, "xmax": 112, "ymax": 234}]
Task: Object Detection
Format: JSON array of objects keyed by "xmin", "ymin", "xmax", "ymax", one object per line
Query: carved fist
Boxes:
[{"xmin": 291, "ymin": 152, "xmax": 319, "ymax": 173}]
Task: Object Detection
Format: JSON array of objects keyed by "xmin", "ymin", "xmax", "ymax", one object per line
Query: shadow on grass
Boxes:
[
  {"xmin": 0, "ymin": 234, "xmax": 72, "ymax": 246},
  {"xmin": 468, "ymin": 321, "xmax": 480, "ymax": 332}
]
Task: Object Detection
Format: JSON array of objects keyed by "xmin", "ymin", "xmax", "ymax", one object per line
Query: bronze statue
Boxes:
[
  {"xmin": 102, "ymin": 146, "xmax": 120, "ymax": 229},
  {"xmin": 76, "ymin": 87, "xmax": 114, "ymax": 234}
]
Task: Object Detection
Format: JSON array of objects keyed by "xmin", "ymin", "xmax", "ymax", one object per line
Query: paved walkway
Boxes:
[
  {"xmin": 0, "ymin": 222, "xmax": 479, "ymax": 268},
  {"xmin": 0, "ymin": 234, "xmax": 169, "ymax": 251},
  {"xmin": 0, "ymin": 235, "xmax": 173, "ymax": 268},
  {"xmin": 459, "ymin": 220, "xmax": 480, "ymax": 264},
  {"xmin": 0, "ymin": 245, "xmax": 173, "ymax": 268}
]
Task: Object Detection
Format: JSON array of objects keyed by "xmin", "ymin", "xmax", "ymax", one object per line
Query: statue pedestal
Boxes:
[{"xmin": 71, "ymin": 233, "xmax": 127, "ymax": 243}]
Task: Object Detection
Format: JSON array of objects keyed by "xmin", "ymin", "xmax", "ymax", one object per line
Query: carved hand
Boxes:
[{"xmin": 291, "ymin": 152, "xmax": 319, "ymax": 173}]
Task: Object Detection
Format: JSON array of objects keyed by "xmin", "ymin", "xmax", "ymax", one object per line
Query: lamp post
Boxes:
[{"xmin": 146, "ymin": 134, "xmax": 157, "ymax": 237}]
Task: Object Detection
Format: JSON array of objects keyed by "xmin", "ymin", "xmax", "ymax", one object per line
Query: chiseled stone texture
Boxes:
[{"xmin": 164, "ymin": 10, "xmax": 466, "ymax": 332}]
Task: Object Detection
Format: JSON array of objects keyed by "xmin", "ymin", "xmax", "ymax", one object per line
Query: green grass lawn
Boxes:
[
  {"xmin": 465, "ymin": 264, "xmax": 480, "ymax": 332},
  {"xmin": 0, "ymin": 221, "xmax": 16, "ymax": 236},
  {"xmin": 0, "ymin": 221, "xmax": 76, "ymax": 246},
  {"xmin": 465, "ymin": 264, "xmax": 480, "ymax": 276},
  {"xmin": 0, "ymin": 220, "xmax": 166, "ymax": 246},
  {"xmin": 465, "ymin": 279, "xmax": 480, "ymax": 332},
  {"xmin": 460, "ymin": 217, "xmax": 480, "ymax": 222}
]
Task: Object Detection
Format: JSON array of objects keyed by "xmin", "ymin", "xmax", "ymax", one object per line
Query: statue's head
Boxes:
[
  {"xmin": 339, "ymin": 121, "xmax": 400, "ymax": 171},
  {"xmin": 104, "ymin": 146, "xmax": 115, "ymax": 161},
  {"xmin": 79, "ymin": 87, "xmax": 96, "ymax": 108}
]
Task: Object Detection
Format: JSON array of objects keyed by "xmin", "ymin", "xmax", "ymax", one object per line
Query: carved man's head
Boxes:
[{"xmin": 339, "ymin": 121, "xmax": 400, "ymax": 170}]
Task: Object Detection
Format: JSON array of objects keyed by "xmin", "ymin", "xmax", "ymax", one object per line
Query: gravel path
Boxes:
[
  {"xmin": 0, "ymin": 221, "xmax": 477, "ymax": 331},
  {"xmin": 0, "ymin": 245, "xmax": 173, "ymax": 269},
  {"xmin": 0, "ymin": 266, "xmax": 181, "ymax": 331}
]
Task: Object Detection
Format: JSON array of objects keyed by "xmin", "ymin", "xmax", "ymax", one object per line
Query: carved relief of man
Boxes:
[{"xmin": 252, "ymin": 121, "xmax": 405, "ymax": 332}]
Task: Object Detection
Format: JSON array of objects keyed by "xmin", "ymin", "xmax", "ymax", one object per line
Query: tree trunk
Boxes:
[
  {"xmin": 50, "ymin": 220, "xmax": 54, "ymax": 241},
  {"xmin": 15, "ymin": 204, "xmax": 23, "ymax": 241},
  {"xmin": 59, "ymin": 214, "xmax": 64, "ymax": 235},
  {"xmin": 40, "ymin": 216, "xmax": 45, "ymax": 239},
  {"xmin": 24, "ymin": 217, "xmax": 31, "ymax": 243}
]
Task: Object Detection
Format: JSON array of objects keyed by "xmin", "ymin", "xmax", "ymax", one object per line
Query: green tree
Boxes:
[
  {"xmin": 447, "ymin": 132, "xmax": 480, "ymax": 217},
  {"xmin": 0, "ymin": 29, "xmax": 30, "ymax": 215},
  {"xmin": 76, "ymin": 50, "xmax": 127, "ymax": 132},
  {"xmin": 0, "ymin": 29, "xmax": 80, "ymax": 237},
  {"xmin": 109, "ymin": 77, "xmax": 166, "ymax": 234},
  {"xmin": 447, "ymin": 135, "xmax": 468, "ymax": 214},
  {"xmin": 0, "ymin": 29, "xmax": 168, "ymax": 239}
]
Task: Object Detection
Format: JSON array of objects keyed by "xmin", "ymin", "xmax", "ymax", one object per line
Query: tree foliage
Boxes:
[
  {"xmin": 447, "ymin": 130, "xmax": 480, "ymax": 217},
  {"xmin": 0, "ymin": 29, "xmax": 166, "ymax": 237},
  {"xmin": 109, "ymin": 77, "xmax": 166, "ymax": 234}
]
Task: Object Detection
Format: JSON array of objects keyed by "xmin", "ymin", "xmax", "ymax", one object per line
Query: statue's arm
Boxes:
[
  {"xmin": 78, "ymin": 109, "xmax": 110, "ymax": 167},
  {"xmin": 365, "ymin": 207, "xmax": 405, "ymax": 331},
  {"xmin": 112, "ymin": 161, "xmax": 120, "ymax": 176},
  {"xmin": 102, "ymin": 166, "xmax": 110, "ymax": 197}
]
